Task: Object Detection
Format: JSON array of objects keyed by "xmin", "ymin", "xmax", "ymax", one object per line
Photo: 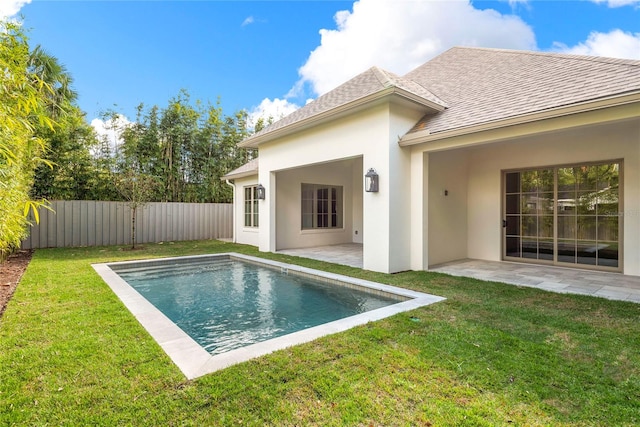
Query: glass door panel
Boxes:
[
  {"xmin": 504, "ymin": 162, "xmax": 621, "ymax": 270},
  {"xmin": 504, "ymin": 168, "xmax": 555, "ymax": 261}
]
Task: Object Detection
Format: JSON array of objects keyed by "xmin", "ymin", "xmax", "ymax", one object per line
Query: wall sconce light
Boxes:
[
  {"xmin": 364, "ymin": 168, "xmax": 379, "ymax": 193},
  {"xmin": 256, "ymin": 184, "xmax": 266, "ymax": 200}
]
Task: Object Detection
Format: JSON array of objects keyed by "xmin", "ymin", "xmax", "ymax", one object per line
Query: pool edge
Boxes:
[{"xmin": 92, "ymin": 253, "xmax": 446, "ymax": 380}]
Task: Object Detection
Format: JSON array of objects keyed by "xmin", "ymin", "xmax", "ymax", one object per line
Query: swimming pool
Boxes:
[{"xmin": 93, "ymin": 253, "xmax": 445, "ymax": 379}]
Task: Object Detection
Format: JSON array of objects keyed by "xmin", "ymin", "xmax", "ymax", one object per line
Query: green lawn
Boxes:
[{"xmin": 1, "ymin": 240, "xmax": 638, "ymax": 426}]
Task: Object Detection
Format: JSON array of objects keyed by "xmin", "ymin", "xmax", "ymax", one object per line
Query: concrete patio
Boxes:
[{"xmin": 276, "ymin": 244, "xmax": 640, "ymax": 303}]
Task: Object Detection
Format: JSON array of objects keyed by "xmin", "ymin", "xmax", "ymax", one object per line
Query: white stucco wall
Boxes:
[
  {"xmin": 231, "ymin": 175, "xmax": 260, "ymax": 247},
  {"xmin": 418, "ymin": 117, "xmax": 640, "ymax": 275},
  {"xmin": 275, "ymin": 159, "xmax": 359, "ymax": 250},
  {"xmin": 427, "ymin": 150, "xmax": 470, "ymax": 266},
  {"xmin": 256, "ymin": 100, "xmax": 427, "ymax": 273}
]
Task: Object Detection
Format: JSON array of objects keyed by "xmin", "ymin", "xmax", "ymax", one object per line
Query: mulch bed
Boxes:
[{"xmin": 0, "ymin": 250, "xmax": 33, "ymax": 318}]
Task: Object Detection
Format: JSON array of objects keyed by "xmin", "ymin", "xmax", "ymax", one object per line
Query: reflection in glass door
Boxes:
[{"xmin": 504, "ymin": 162, "xmax": 621, "ymax": 270}]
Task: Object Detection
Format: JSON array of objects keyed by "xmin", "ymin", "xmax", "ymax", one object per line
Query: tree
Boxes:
[
  {"xmin": 31, "ymin": 105, "xmax": 98, "ymax": 200},
  {"xmin": 0, "ymin": 21, "xmax": 54, "ymax": 259},
  {"xmin": 114, "ymin": 169, "xmax": 159, "ymax": 249}
]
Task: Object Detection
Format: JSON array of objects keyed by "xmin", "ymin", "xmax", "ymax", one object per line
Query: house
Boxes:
[{"xmin": 223, "ymin": 47, "xmax": 640, "ymax": 275}]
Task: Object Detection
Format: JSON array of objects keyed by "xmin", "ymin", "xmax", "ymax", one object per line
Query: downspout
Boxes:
[{"xmin": 225, "ymin": 179, "xmax": 236, "ymax": 243}]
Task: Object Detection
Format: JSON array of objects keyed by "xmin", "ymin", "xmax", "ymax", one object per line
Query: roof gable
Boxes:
[{"xmin": 240, "ymin": 66, "xmax": 447, "ymax": 147}]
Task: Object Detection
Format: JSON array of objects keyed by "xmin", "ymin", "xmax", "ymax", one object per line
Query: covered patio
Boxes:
[{"xmin": 277, "ymin": 244, "xmax": 640, "ymax": 303}]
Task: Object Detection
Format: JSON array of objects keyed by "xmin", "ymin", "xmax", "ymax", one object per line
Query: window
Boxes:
[
  {"xmin": 301, "ymin": 184, "xmax": 343, "ymax": 230},
  {"xmin": 504, "ymin": 161, "xmax": 621, "ymax": 270},
  {"xmin": 244, "ymin": 186, "xmax": 259, "ymax": 228}
]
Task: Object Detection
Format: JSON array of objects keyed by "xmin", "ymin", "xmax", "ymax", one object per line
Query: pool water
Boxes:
[{"xmin": 114, "ymin": 258, "xmax": 401, "ymax": 355}]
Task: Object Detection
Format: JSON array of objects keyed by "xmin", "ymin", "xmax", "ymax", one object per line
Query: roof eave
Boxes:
[
  {"xmin": 399, "ymin": 92, "xmax": 640, "ymax": 147},
  {"xmin": 239, "ymin": 88, "xmax": 447, "ymax": 148}
]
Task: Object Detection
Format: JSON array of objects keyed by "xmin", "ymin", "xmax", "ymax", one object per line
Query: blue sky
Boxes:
[{"xmin": 4, "ymin": 0, "xmax": 640, "ymax": 128}]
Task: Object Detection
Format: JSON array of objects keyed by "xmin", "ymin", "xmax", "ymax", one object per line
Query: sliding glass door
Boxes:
[{"xmin": 504, "ymin": 161, "xmax": 621, "ymax": 270}]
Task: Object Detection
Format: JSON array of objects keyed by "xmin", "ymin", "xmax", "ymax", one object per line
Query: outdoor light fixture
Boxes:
[
  {"xmin": 364, "ymin": 168, "xmax": 379, "ymax": 193},
  {"xmin": 256, "ymin": 184, "xmax": 266, "ymax": 200}
]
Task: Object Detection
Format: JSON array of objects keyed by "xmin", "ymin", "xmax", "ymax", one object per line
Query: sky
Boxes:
[{"xmin": 3, "ymin": 0, "xmax": 640, "ymax": 134}]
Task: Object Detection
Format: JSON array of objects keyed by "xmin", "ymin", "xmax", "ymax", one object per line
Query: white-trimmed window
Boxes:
[
  {"xmin": 301, "ymin": 184, "xmax": 343, "ymax": 229},
  {"xmin": 244, "ymin": 186, "xmax": 259, "ymax": 228}
]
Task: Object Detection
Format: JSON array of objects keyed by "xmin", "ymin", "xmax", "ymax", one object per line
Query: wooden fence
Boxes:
[{"xmin": 20, "ymin": 201, "xmax": 233, "ymax": 249}]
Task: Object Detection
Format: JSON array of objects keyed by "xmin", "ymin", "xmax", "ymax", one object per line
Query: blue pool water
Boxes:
[{"xmin": 113, "ymin": 258, "xmax": 401, "ymax": 355}]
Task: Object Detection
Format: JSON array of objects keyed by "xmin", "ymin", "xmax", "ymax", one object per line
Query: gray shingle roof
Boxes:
[
  {"xmin": 405, "ymin": 47, "xmax": 640, "ymax": 136},
  {"xmin": 240, "ymin": 66, "xmax": 447, "ymax": 147},
  {"xmin": 240, "ymin": 46, "xmax": 640, "ymax": 148},
  {"xmin": 221, "ymin": 158, "xmax": 258, "ymax": 180}
]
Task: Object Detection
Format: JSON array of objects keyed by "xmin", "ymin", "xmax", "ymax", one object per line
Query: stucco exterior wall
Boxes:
[
  {"xmin": 419, "ymin": 117, "xmax": 640, "ymax": 275},
  {"xmin": 427, "ymin": 150, "xmax": 470, "ymax": 266},
  {"xmin": 256, "ymin": 101, "xmax": 427, "ymax": 273},
  {"xmin": 231, "ymin": 175, "xmax": 260, "ymax": 247},
  {"xmin": 257, "ymin": 104, "xmax": 389, "ymax": 270},
  {"xmin": 466, "ymin": 118, "xmax": 640, "ymax": 275},
  {"xmin": 275, "ymin": 159, "xmax": 360, "ymax": 250}
]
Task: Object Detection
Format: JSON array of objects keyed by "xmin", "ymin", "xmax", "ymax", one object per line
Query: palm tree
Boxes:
[{"xmin": 27, "ymin": 45, "xmax": 78, "ymax": 119}]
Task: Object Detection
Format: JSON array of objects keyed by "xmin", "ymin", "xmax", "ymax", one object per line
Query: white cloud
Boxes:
[
  {"xmin": 242, "ymin": 16, "xmax": 255, "ymax": 27},
  {"xmin": 294, "ymin": 0, "xmax": 537, "ymax": 96},
  {"xmin": 90, "ymin": 115, "xmax": 132, "ymax": 156},
  {"xmin": 553, "ymin": 29, "xmax": 640, "ymax": 60},
  {"xmin": 0, "ymin": 0, "xmax": 30, "ymax": 20},
  {"xmin": 590, "ymin": 0, "xmax": 640, "ymax": 7},
  {"xmin": 248, "ymin": 98, "xmax": 300, "ymax": 129}
]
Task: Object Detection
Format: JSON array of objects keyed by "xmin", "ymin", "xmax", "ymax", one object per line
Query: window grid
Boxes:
[
  {"xmin": 244, "ymin": 185, "xmax": 259, "ymax": 228},
  {"xmin": 505, "ymin": 162, "xmax": 620, "ymax": 269},
  {"xmin": 301, "ymin": 184, "xmax": 343, "ymax": 230}
]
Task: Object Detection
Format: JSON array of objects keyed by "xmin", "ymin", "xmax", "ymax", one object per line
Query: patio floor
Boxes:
[{"xmin": 276, "ymin": 244, "xmax": 640, "ymax": 303}]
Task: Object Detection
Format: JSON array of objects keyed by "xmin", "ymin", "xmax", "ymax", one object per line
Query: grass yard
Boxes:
[{"xmin": 1, "ymin": 240, "xmax": 639, "ymax": 426}]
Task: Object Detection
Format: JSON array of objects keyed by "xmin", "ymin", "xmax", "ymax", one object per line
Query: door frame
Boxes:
[{"xmin": 501, "ymin": 159, "xmax": 623, "ymax": 273}]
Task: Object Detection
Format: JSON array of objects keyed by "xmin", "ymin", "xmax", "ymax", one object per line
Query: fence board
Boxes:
[{"xmin": 21, "ymin": 201, "xmax": 233, "ymax": 249}]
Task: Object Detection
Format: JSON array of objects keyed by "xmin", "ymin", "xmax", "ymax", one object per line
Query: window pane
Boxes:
[
  {"xmin": 558, "ymin": 240, "xmax": 576, "ymax": 264},
  {"xmin": 539, "ymin": 238, "xmax": 554, "ymax": 260},
  {"xmin": 505, "ymin": 216, "xmax": 520, "ymax": 236},
  {"xmin": 596, "ymin": 163, "xmax": 619, "ymax": 191},
  {"xmin": 540, "ymin": 169, "xmax": 554, "ymax": 193},
  {"xmin": 521, "ymin": 170, "xmax": 539, "ymax": 193},
  {"xmin": 302, "ymin": 213, "xmax": 313, "ymax": 229},
  {"xmin": 522, "ymin": 238, "xmax": 537, "ymax": 259},
  {"xmin": 506, "ymin": 172, "xmax": 520, "ymax": 194},
  {"xmin": 539, "ymin": 193, "xmax": 554, "ymax": 214},
  {"xmin": 558, "ymin": 215, "xmax": 576, "ymax": 239},
  {"xmin": 506, "ymin": 195, "xmax": 520, "ymax": 215},
  {"xmin": 539, "ymin": 215, "xmax": 553, "ymax": 238},
  {"xmin": 577, "ymin": 191, "xmax": 597, "ymax": 215},
  {"xmin": 522, "ymin": 216, "xmax": 537, "ymax": 237},
  {"xmin": 598, "ymin": 243, "xmax": 618, "ymax": 267},
  {"xmin": 521, "ymin": 195, "xmax": 538, "ymax": 214},
  {"xmin": 577, "ymin": 166, "xmax": 597, "ymax": 191},
  {"xmin": 598, "ymin": 217, "xmax": 618, "ymax": 242},
  {"xmin": 506, "ymin": 237, "xmax": 521, "ymax": 257},
  {"xmin": 597, "ymin": 189, "xmax": 618, "ymax": 216},
  {"xmin": 557, "ymin": 167, "xmax": 576, "ymax": 199},
  {"xmin": 577, "ymin": 217, "xmax": 596, "ymax": 240},
  {"xmin": 577, "ymin": 241, "xmax": 597, "ymax": 265},
  {"xmin": 302, "ymin": 200, "xmax": 313, "ymax": 215}
]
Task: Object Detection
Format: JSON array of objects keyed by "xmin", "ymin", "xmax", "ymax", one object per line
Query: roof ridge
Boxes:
[
  {"xmin": 370, "ymin": 66, "xmax": 398, "ymax": 88},
  {"xmin": 447, "ymin": 46, "xmax": 640, "ymax": 67}
]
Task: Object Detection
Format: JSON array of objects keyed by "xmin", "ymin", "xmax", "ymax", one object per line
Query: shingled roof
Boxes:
[
  {"xmin": 240, "ymin": 46, "xmax": 640, "ymax": 148},
  {"xmin": 403, "ymin": 47, "xmax": 640, "ymax": 140},
  {"xmin": 221, "ymin": 158, "xmax": 258, "ymax": 180},
  {"xmin": 239, "ymin": 66, "xmax": 447, "ymax": 147}
]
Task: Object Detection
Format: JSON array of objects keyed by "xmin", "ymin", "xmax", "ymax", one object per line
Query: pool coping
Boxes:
[{"xmin": 92, "ymin": 252, "xmax": 446, "ymax": 380}]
